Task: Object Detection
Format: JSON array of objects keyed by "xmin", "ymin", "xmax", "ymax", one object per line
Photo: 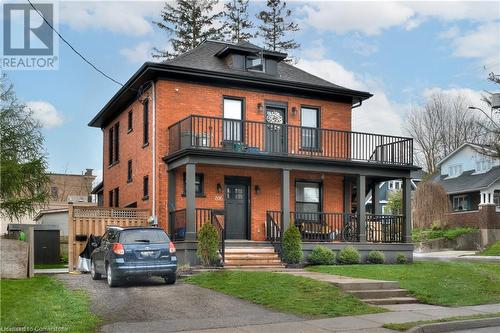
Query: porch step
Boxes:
[
  {"xmin": 347, "ymin": 289, "xmax": 408, "ymax": 299},
  {"xmin": 363, "ymin": 296, "xmax": 419, "ymax": 305},
  {"xmin": 224, "ymin": 244, "xmax": 283, "ymax": 267},
  {"xmin": 337, "ymin": 281, "xmax": 400, "ymax": 291}
]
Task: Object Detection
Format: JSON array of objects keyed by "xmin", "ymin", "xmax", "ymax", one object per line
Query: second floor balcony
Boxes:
[{"xmin": 168, "ymin": 115, "xmax": 414, "ymax": 166}]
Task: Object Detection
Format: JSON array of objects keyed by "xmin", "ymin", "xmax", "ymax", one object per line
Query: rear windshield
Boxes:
[{"xmin": 119, "ymin": 229, "xmax": 170, "ymax": 244}]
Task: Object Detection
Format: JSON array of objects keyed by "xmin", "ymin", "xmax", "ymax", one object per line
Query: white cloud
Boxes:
[
  {"xmin": 447, "ymin": 23, "xmax": 500, "ymax": 66},
  {"xmin": 120, "ymin": 41, "xmax": 154, "ymax": 63},
  {"xmin": 59, "ymin": 1, "xmax": 164, "ymax": 36},
  {"xmin": 26, "ymin": 101, "xmax": 64, "ymax": 128},
  {"xmin": 301, "ymin": 2, "xmax": 415, "ymax": 35},
  {"xmin": 301, "ymin": 1, "xmax": 499, "ymax": 35},
  {"xmin": 422, "ymin": 87, "xmax": 488, "ymax": 110},
  {"xmin": 296, "ymin": 58, "xmax": 405, "ymax": 136}
]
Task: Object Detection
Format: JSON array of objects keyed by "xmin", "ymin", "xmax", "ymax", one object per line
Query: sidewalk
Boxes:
[
  {"xmin": 180, "ymin": 303, "xmax": 500, "ymax": 332},
  {"xmin": 414, "ymin": 251, "xmax": 500, "ymax": 263}
]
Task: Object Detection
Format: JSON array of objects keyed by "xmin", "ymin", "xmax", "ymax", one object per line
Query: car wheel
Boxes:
[
  {"xmin": 106, "ymin": 264, "xmax": 120, "ymax": 287},
  {"xmin": 90, "ymin": 260, "xmax": 101, "ymax": 280},
  {"xmin": 164, "ymin": 273, "xmax": 176, "ymax": 285}
]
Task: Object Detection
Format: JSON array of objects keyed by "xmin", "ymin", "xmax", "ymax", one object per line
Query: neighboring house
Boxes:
[
  {"xmin": 89, "ymin": 40, "xmax": 419, "ymax": 265},
  {"xmin": 431, "ymin": 143, "xmax": 500, "ymax": 212},
  {"xmin": 365, "ymin": 170, "xmax": 425, "ymax": 215},
  {"xmin": 91, "ymin": 181, "xmax": 104, "ymax": 207},
  {"xmin": 1, "ymin": 169, "xmax": 97, "ymax": 234},
  {"xmin": 34, "ymin": 208, "xmax": 70, "ymax": 237}
]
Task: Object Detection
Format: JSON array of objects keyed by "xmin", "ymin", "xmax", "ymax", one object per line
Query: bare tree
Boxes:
[{"xmin": 405, "ymin": 92, "xmax": 488, "ymax": 173}]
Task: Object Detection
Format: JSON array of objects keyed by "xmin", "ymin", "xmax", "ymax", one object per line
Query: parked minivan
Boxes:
[{"xmin": 90, "ymin": 226, "xmax": 177, "ymax": 287}]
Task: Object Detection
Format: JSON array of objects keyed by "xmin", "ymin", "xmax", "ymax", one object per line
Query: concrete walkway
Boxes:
[
  {"xmin": 414, "ymin": 251, "xmax": 500, "ymax": 263},
  {"xmin": 180, "ymin": 303, "xmax": 500, "ymax": 332}
]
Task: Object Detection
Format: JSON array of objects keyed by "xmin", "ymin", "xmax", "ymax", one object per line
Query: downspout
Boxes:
[
  {"xmin": 352, "ymin": 98, "xmax": 363, "ymax": 109},
  {"xmin": 152, "ymin": 81, "xmax": 157, "ymax": 223}
]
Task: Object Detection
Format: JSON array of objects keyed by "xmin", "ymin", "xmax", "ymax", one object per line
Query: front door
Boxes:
[
  {"xmin": 265, "ymin": 106, "xmax": 287, "ymax": 153},
  {"xmin": 225, "ymin": 182, "xmax": 248, "ymax": 239}
]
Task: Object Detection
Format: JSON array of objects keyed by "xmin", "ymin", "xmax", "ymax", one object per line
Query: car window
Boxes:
[{"xmin": 119, "ymin": 229, "xmax": 169, "ymax": 244}]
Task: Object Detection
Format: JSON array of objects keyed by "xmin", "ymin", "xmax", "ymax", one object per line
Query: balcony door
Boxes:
[
  {"xmin": 265, "ymin": 105, "xmax": 287, "ymax": 153},
  {"xmin": 223, "ymin": 98, "xmax": 243, "ymax": 144}
]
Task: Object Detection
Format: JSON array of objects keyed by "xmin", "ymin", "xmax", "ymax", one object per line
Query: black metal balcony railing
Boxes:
[
  {"xmin": 289, "ymin": 212, "xmax": 404, "ymax": 243},
  {"xmin": 168, "ymin": 115, "xmax": 413, "ymax": 166},
  {"xmin": 169, "ymin": 208, "xmax": 226, "ymax": 261}
]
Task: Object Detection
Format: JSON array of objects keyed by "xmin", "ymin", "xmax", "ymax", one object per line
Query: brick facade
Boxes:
[{"xmin": 102, "ymin": 79, "xmax": 352, "ymax": 237}]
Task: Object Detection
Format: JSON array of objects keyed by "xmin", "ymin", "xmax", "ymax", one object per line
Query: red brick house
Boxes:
[{"xmin": 89, "ymin": 41, "xmax": 417, "ymax": 265}]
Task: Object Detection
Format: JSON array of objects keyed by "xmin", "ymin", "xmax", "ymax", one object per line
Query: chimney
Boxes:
[{"xmin": 85, "ymin": 169, "xmax": 93, "ymax": 176}]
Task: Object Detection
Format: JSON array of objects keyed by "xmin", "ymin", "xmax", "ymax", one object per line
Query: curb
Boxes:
[{"xmin": 408, "ymin": 317, "xmax": 500, "ymax": 333}]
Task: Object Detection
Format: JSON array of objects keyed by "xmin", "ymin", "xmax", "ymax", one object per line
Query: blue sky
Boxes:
[{"xmin": 4, "ymin": 1, "xmax": 500, "ymax": 183}]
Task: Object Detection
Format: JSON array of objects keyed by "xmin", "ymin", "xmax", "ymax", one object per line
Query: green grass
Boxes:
[
  {"xmin": 185, "ymin": 270, "xmax": 384, "ymax": 318},
  {"xmin": 383, "ymin": 312, "xmax": 500, "ymax": 331},
  {"xmin": 308, "ymin": 261, "xmax": 500, "ymax": 306},
  {"xmin": 412, "ymin": 227, "xmax": 478, "ymax": 242},
  {"xmin": 477, "ymin": 241, "xmax": 500, "ymax": 256},
  {"xmin": 34, "ymin": 263, "xmax": 68, "ymax": 269},
  {"xmin": 0, "ymin": 276, "xmax": 100, "ymax": 332}
]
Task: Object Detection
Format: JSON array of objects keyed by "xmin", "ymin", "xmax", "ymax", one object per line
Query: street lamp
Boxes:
[{"xmin": 468, "ymin": 106, "xmax": 500, "ymax": 129}]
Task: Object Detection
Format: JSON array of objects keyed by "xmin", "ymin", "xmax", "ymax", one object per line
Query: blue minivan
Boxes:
[{"xmin": 90, "ymin": 226, "xmax": 177, "ymax": 287}]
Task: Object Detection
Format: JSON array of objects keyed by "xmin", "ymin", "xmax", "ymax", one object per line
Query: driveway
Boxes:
[{"xmin": 56, "ymin": 274, "xmax": 300, "ymax": 333}]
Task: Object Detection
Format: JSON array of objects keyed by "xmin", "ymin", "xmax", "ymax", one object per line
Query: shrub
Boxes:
[
  {"xmin": 282, "ymin": 225, "xmax": 303, "ymax": 264},
  {"xmin": 196, "ymin": 222, "xmax": 220, "ymax": 266},
  {"xmin": 308, "ymin": 246, "xmax": 336, "ymax": 265},
  {"xmin": 338, "ymin": 246, "xmax": 360, "ymax": 264},
  {"xmin": 396, "ymin": 253, "xmax": 408, "ymax": 264},
  {"xmin": 367, "ymin": 250, "xmax": 385, "ymax": 264}
]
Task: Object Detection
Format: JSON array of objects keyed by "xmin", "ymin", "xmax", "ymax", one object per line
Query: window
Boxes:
[
  {"xmin": 452, "ymin": 194, "xmax": 469, "ymax": 211},
  {"xmin": 448, "ymin": 164, "xmax": 462, "ymax": 177},
  {"xmin": 51, "ymin": 186, "xmax": 58, "ymax": 200},
  {"xmin": 114, "ymin": 122, "xmax": 119, "ymax": 162},
  {"xmin": 476, "ymin": 159, "xmax": 491, "ymax": 173},
  {"xmin": 108, "ymin": 190, "xmax": 114, "ymax": 207},
  {"xmin": 143, "ymin": 176, "xmax": 149, "ymax": 199},
  {"xmin": 295, "ymin": 181, "xmax": 321, "ymax": 221},
  {"xmin": 108, "ymin": 123, "xmax": 119, "ymax": 165},
  {"xmin": 494, "ymin": 191, "xmax": 500, "ymax": 209},
  {"xmin": 114, "ymin": 188, "xmax": 119, "ymax": 207},
  {"xmin": 223, "ymin": 98, "xmax": 243, "ymax": 142},
  {"xmin": 183, "ymin": 173, "xmax": 204, "ymax": 197},
  {"xmin": 301, "ymin": 107, "xmax": 319, "ymax": 149},
  {"xmin": 143, "ymin": 99, "xmax": 149, "ymax": 145},
  {"xmin": 127, "ymin": 111, "xmax": 133, "ymax": 132},
  {"xmin": 127, "ymin": 160, "xmax": 133, "ymax": 182},
  {"xmin": 108, "ymin": 126, "xmax": 114, "ymax": 165},
  {"xmin": 246, "ymin": 55, "xmax": 264, "ymax": 72}
]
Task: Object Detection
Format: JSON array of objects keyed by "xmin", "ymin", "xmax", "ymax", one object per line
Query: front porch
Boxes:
[{"xmin": 166, "ymin": 162, "xmax": 414, "ymax": 265}]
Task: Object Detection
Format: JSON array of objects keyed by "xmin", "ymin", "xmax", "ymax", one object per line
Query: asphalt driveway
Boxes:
[{"xmin": 56, "ymin": 274, "xmax": 300, "ymax": 333}]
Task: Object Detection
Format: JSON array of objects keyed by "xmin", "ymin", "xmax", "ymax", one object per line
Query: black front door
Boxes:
[
  {"xmin": 265, "ymin": 106, "xmax": 287, "ymax": 153},
  {"xmin": 225, "ymin": 183, "xmax": 248, "ymax": 239}
]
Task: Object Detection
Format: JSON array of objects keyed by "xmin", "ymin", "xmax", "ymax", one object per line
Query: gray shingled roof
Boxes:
[
  {"xmin": 164, "ymin": 40, "xmax": 359, "ymax": 93},
  {"xmin": 431, "ymin": 166, "xmax": 500, "ymax": 194}
]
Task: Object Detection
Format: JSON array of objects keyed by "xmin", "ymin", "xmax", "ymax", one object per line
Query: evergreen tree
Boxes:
[
  {"xmin": 257, "ymin": 0, "xmax": 299, "ymax": 54},
  {"xmin": 224, "ymin": 0, "xmax": 254, "ymax": 43},
  {"xmin": 153, "ymin": 0, "xmax": 225, "ymax": 59},
  {"xmin": 0, "ymin": 74, "xmax": 49, "ymax": 220}
]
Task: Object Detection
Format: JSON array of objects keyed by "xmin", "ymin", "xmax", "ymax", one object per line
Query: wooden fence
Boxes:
[{"xmin": 68, "ymin": 205, "xmax": 150, "ymax": 271}]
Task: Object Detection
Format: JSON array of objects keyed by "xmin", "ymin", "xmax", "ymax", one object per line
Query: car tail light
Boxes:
[
  {"xmin": 169, "ymin": 241, "xmax": 176, "ymax": 254},
  {"xmin": 112, "ymin": 243, "xmax": 124, "ymax": 255}
]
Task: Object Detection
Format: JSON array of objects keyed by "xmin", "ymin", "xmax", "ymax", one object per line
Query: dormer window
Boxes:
[
  {"xmin": 246, "ymin": 55, "xmax": 264, "ymax": 72},
  {"xmin": 448, "ymin": 164, "xmax": 462, "ymax": 177}
]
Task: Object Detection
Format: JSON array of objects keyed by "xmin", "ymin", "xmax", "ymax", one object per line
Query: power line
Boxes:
[{"xmin": 27, "ymin": 0, "xmax": 125, "ymax": 87}]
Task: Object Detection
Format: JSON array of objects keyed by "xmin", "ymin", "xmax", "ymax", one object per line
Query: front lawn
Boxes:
[
  {"xmin": 477, "ymin": 241, "xmax": 500, "ymax": 256},
  {"xmin": 34, "ymin": 262, "xmax": 68, "ymax": 269},
  {"xmin": 186, "ymin": 270, "xmax": 384, "ymax": 318},
  {"xmin": 0, "ymin": 276, "xmax": 99, "ymax": 332},
  {"xmin": 308, "ymin": 261, "xmax": 500, "ymax": 306}
]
